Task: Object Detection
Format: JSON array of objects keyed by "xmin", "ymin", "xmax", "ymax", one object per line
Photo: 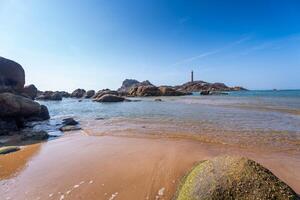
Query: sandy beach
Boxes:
[{"xmin": 1, "ymin": 130, "xmax": 299, "ymax": 200}]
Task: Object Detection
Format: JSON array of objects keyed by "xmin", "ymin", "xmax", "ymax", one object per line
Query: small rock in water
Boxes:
[
  {"xmin": 59, "ymin": 125, "xmax": 81, "ymax": 132},
  {"xmin": 62, "ymin": 118, "xmax": 79, "ymax": 126}
]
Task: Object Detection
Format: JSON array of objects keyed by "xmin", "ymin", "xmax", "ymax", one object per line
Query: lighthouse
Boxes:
[{"xmin": 191, "ymin": 70, "xmax": 194, "ymax": 83}]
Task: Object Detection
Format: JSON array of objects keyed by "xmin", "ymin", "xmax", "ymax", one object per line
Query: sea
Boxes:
[{"xmin": 37, "ymin": 90, "xmax": 300, "ymax": 151}]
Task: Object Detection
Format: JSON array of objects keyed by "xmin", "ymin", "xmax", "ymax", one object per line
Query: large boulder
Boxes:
[
  {"xmin": 92, "ymin": 89, "xmax": 119, "ymax": 99},
  {"xmin": 0, "ymin": 57, "xmax": 25, "ymax": 93},
  {"xmin": 36, "ymin": 91, "xmax": 62, "ymax": 101},
  {"xmin": 118, "ymin": 79, "xmax": 154, "ymax": 95},
  {"xmin": 23, "ymin": 84, "xmax": 38, "ymax": 99},
  {"xmin": 94, "ymin": 94, "xmax": 126, "ymax": 102},
  {"xmin": 0, "ymin": 93, "xmax": 41, "ymax": 118},
  {"xmin": 71, "ymin": 89, "xmax": 86, "ymax": 98},
  {"xmin": 158, "ymin": 86, "xmax": 185, "ymax": 96},
  {"xmin": 25, "ymin": 105, "xmax": 50, "ymax": 121},
  {"xmin": 128, "ymin": 85, "xmax": 161, "ymax": 97},
  {"xmin": 175, "ymin": 156, "xmax": 298, "ymax": 200},
  {"xmin": 84, "ymin": 90, "xmax": 95, "ymax": 98}
]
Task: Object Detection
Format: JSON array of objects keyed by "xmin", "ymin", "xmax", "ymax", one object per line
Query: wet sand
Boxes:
[{"xmin": 0, "ymin": 131, "xmax": 300, "ymax": 200}]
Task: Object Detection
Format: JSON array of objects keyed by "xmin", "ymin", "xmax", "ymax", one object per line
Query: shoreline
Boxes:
[{"xmin": 1, "ymin": 131, "xmax": 299, "ymax": 200}]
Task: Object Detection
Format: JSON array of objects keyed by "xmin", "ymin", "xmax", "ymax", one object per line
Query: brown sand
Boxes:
[{"xmin": 0, "ymin": 132, "xmax": 299, "ymax": 200}]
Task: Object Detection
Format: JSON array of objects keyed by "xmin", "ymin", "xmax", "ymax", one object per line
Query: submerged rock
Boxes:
[
  {"xmin": 155, "ymin": 98, "xmax": 162, "ymax": 101},
  {"xmin": 0, "ymin": 146, "xmax": 20, "ymax": 155},
  {"xmin": 59, "ymin": 125, "xmax": 82, "ymax": 132},
  {"xmin": 175, "ymin": 156, "xmax": 298, "ymax": 200},
  {"xmin": 94, "ymin": 94, "xmax": 127, "ymax": 102}
]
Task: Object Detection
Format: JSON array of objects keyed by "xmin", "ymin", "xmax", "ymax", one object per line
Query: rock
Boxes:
[
  {"xmin": 0, "ymin": 146, "xmax": 20, "ymax": 155},
  {"xmin": 84, "ymin": 90, "xmax": 95, "ymax": 98},
  {"xmin": 0, "ymin": 93, "xmax": 41, "ymax": 118},
  {"xmin": 154, "ymin": 98, "xmax": 162, "ymax": 101},
  {"xmin": 175, "ymin": 156, "xmax": 298, "ymax": 200},
  {"xmin": 209, "ymin": 91, "xmax": 229, "ymax": 95},
  {"xmin": 200, "ymin": 90, "xmax": 210, "ymax": 95},
  {"xmin": 59, "ymin": 125, "xmax": 81, "ymax": 132},
  {"xmin": 129, "ymin": 85, "xmax": 161, "ymax": 97},
  {"xmin": 59, "ymin": 91, "xmax": 71, "ymax": 98},
  {"xmin": 23, "ymin": 84, "xmax": 38, "ymax": 99},
  {"xmin": 0, "ymin": 119, "xmax": 18, "ymax": 135},
  {"xmin": 231, "ymin": 86, "xmax": 247, "ymax": 91},
  {"xmin": 25, "ymin": 105, "xmax": 50, "ymax": 121},
  {"xmin": 62, "ymin": 118, "xmax": 78, "ymax": 126},
  {"xmin": 94, "ymin": 94, "xmax": 126, "ymax": 102},
  {"xmin": 0, "ymin": 57, "xmax": 25, "ymax": 93},
  {"xmin": 21, "ymin": 130, "xmax": 49, "ymax": 141},
  {"xmin": 158, "ymin": 86, "xmax": 185, "ymax": 96},
  {"xmin": 92, "ymin": 89, "xmax": 119, "ymax": 99},
  {"xmin": 118, "ymin": 79, "xmax": 155, "ymax": 95},
  {"xmin": 175, "ymin": 81, "xmax": 247, "ymax": 93},
  {"xmin": 118, "ymin": 79, "xmax": 140, "ymax": 93},
  {"xmin": 71, "ymin": 89, "xmax": 86, "ymax": 98},
  {"xmin": 36, "ymin": 91, "xmax": 62, "ymax": 101}
]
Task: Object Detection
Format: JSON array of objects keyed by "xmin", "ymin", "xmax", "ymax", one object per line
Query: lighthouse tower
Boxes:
[{"xmin": 191, "ymin": 70, "xmax": 194, "ymax": 83}]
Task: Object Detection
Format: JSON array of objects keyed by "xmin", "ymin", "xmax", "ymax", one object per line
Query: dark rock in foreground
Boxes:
[
  {"xmin": 0, "ymin": 92, "xmax": 41, "ymax": 118},
  {"xmin": 94, "ymin": 94, "xmax": 127, "ymax": 102},
  {"xmin": 176, "ymin": 156, "xmax": 298, "ymax": 200},
  {"xmin": 0, "ymin": 146, "xmax": 20, "ymax": 155},
  {"xmin": 21, "ymin": 130, "xmax": 49, "ymax": 141},
  {"xmin": 23, "ymin": 84, "xmax": 38, "ymax": 99},
  {"xmin": 0, "ymin": 57, "xmax": 25, "ymax": 93}
]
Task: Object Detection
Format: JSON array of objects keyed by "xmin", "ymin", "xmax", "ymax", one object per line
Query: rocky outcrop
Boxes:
[
  {"xmin": 94, "ymin": 94, "xmax": 127, "ymax": 102},
  {"xmin": 36, "ymin": 91, "xmax": 62, "ymax": 101},
  {"xmin": 0, "ymin": 57, "xmax": 51, "ymax": 138},
  {"xmin": 0, "ymin": 57, "xmax": 25, "ymax": 93},
  {"xmin": 23, "ymin": 84, "xmax": 38, "ymax": 99},
  {"xmin": 84, "ymin": 90, "xmax": 95, "ymax": 98},
  {"xmin": 118, "ymin": 79, "xmax": 154, "ymax": 94},
  {"xmin": 175, "ymin": 156, "xmax": 298, "ymax": 200},
  {"xmin": 176, "ymin": 81, "xmax": 247, "ymax": 93},
  {"xmin": 71, "ymin": 89, "xmax": 86, "ymax": 98}
]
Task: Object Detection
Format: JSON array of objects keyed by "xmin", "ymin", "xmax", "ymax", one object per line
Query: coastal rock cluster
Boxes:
[
  {"xmin": 0, "ymin": 57, "xmax": 50, "ymax": 137},
  {"xmin": 35, "ymin": 78, "xmax": 247, "ymax": 102},
  {"xmin": 176, "ymin": 156, "xmax": 298, "ymax": 200},
  {"xmin": 175, "ymin": 80, "xmax": 247, "ymax": 93}
]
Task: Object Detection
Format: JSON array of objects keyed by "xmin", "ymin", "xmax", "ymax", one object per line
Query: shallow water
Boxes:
[{"xmin": 39, "ymin": 90, "xmax": 300, "ymax": 151}]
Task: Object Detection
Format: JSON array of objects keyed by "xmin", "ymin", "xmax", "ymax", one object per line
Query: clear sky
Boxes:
[{"xmin": 1, "ymin": 0, "xmax": 300, "ymax": 91}]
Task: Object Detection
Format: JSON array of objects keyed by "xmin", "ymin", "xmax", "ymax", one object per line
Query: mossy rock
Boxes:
[
  {"xmin": 175, "ymin": 156, "xmax": 299, "ymax": 200},
  {"xmin": 0, "ymin": 146, "xmax": 20, "ymax": 155}
]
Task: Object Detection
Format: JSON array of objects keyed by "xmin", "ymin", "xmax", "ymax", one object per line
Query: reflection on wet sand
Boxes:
[
  {"xmin": 0, "ymin": 131, "xmax": 299, "ymax": 200},
  {"xmin": 0, "ymin": 143, "xmax": 41, "ymax": 180}
]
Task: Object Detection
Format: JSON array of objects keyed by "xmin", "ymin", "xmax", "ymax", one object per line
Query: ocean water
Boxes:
[{"xmin": 38, "ymin": 90, "xmax": 300, "ymax": 150}]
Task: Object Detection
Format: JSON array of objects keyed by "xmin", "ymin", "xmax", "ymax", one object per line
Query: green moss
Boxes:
[
  {"xmin": 0, "ymin": 146, "xmax": 20, "ymax": 155},
  {"xmin": 174, "ymin": 156, "xmax": 298, "ymax": 200}
]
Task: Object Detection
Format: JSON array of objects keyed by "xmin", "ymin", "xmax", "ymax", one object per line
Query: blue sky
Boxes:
[{"xmin": 0, "ymin": 0, "xmax": 300, "ymax": 91}]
